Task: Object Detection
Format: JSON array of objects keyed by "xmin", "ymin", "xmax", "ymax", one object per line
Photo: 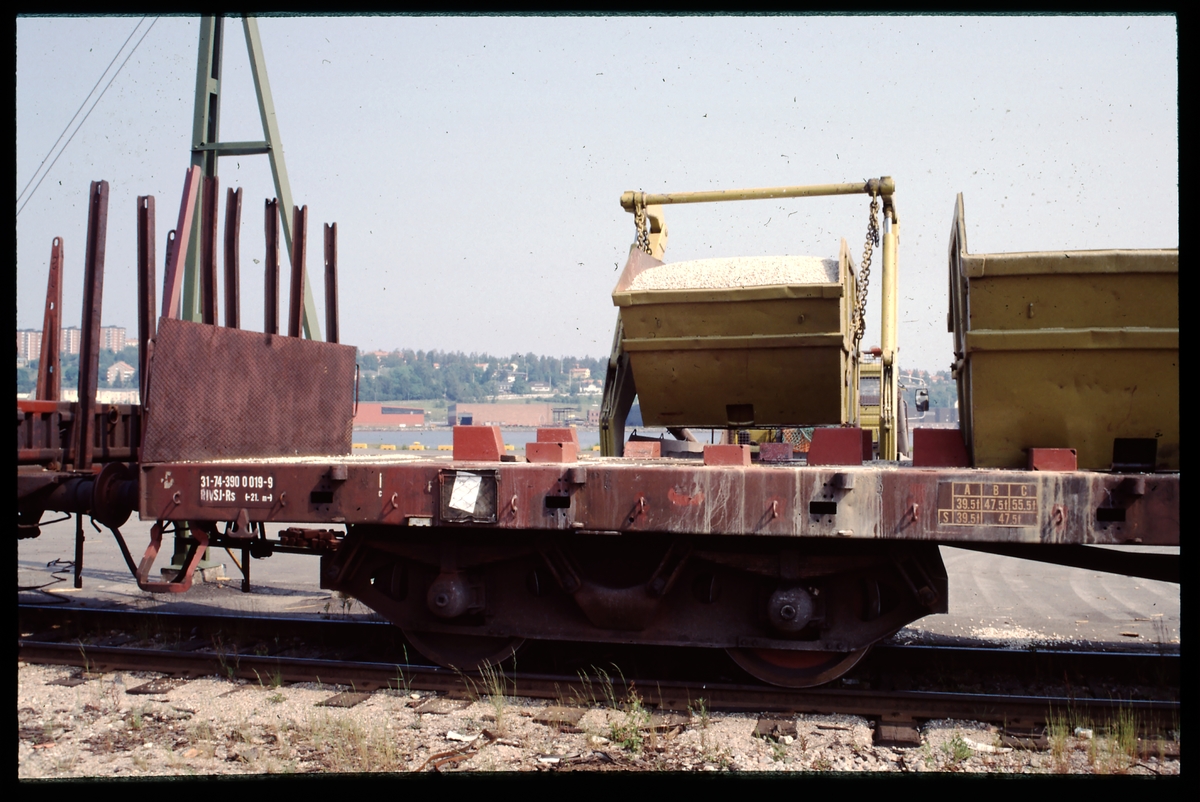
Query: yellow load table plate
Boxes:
[
  {"xmin": 949, "ymin": 194, "xmax": 1178, "ymax": 470},
  {"xmin": 612, "ymin": 242, "xmax": 859, "ymax": 428}
]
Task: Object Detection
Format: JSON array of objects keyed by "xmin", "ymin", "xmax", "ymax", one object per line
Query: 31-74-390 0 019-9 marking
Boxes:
[{"xmin": 198, "ymin": 473, "xmax": 277, "ymax": 507}]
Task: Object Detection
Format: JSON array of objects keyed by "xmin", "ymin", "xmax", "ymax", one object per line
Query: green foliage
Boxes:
[
  {"xmin": 942, "ymin": 735, "xmax": 973, "ymax": 767},
  {"xmin": 608, "ymin": 686, "xmax": 652, "ymax": 753},
  {"xmin": 1107, "ymin": 706, "xmax": 1139, "ymax": 765},
  {"xmin": 899, "ymin": 368, "xmax": 958, "ymax": 409},
  {"xmin": 18, "ymin": 344, "xmax": 142, "ymax": 394},
  {"xmin": 16, "ymin": 363, "xmax": 38, "ymax": 394},
  {"xmin": 355, "ymin": 348, "xmax": 606, "ymax": 403}
]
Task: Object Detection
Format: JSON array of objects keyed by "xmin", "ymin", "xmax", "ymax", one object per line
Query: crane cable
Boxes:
[{"xmin": 17, "ymin": 16, "xmax": 158, "ymax": 217}]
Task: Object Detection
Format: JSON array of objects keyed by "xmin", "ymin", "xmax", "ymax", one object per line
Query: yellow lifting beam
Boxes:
[{"xmin": 613, "ymin": 177, "xmax": 901, "ymax": 461}]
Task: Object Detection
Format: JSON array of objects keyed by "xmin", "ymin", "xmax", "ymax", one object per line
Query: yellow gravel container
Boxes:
[
  {"xmin": 949, "ymin": 195, "xmax": 1178, "ymax": 470},
  {"xmin": 612, "ymin": 241, "xmax": 859, "ymax": 428}
]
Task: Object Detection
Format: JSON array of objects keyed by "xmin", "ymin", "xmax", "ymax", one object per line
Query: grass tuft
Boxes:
[{"xmin": 607, "ymin": 684, "xmax": 651, "ymax": 754}]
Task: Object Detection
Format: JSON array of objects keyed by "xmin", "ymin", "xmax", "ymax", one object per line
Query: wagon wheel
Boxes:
[
  {"xmin": 401, "ymin": 630, "xmax": 524, "ymax": 673},
  {"xmin": 725, "ymin": 645, "xmax": 870, "ymax": 688},
  {"xmin": 727, "ymin": 576, "xmax": 880, "ymax": 687}
]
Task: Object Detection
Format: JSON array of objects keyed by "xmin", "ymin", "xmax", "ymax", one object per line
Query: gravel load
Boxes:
[{"xmin": 628, "ymin": 255, "xmax": 839, "ymax": 291}]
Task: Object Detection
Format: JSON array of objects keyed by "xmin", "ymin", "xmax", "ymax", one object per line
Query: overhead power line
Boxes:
[{"xmin": 17, "ymin": 16, "xmax": 158, "ymax": 217}]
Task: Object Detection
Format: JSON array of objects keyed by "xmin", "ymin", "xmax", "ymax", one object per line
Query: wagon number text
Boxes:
[{"xmin": 198, "ymin": 473, "xmax": 276, "ymax": 506}]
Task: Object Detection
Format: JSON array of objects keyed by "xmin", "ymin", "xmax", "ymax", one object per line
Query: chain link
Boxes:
[
  {"xmin": 634, "ymin": 198, "xmax": 652, "ymax": 255},
  {"xmin": 853, "ymin": 193, "xmax": 880, "ymax": 350}
]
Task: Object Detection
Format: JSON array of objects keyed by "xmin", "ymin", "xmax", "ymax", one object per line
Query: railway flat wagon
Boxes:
[{"xmin": 17, "ymin": 177, "xmax": 1179, "ymax": 689}]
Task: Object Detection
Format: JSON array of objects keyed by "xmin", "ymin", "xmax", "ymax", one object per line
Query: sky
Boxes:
[{"xmin": 16, "ymin": 14, "xmax": 1178, "ymax": 372}]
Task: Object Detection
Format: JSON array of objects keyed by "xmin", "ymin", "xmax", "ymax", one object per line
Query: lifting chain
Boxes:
[
  {"xmin": 633, "ymin": 196, "xmax": 652, "ymax": 255},
  {"xmin": 853, "ymin": 192, "xmax": 880, "ymax": 350}
]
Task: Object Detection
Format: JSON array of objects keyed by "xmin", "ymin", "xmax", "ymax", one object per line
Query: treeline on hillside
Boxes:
[
  {"xmin": 898, "ymin": 369, "xmax": 958, "ymax": 409},
  {"xmin": 16, "ymin": 346, "xmax": 140, "ymax": 396},
  {"xmin": 357, "ymin": 350, "xmax": 608, "ymax": 402},
  {"xmin": 17, "ymin": 346, "xmax": 959, "ymax": 408}
]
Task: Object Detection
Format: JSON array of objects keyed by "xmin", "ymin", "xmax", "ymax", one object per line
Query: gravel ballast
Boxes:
[{"xmin": 17, "ymin": 661, "xmax": 1178, "ymax": 777}]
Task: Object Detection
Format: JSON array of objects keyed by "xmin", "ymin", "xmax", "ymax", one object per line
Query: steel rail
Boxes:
[
  {"xmin": 18, "ymin": 604, "xmax": 1179, "ymax": 735},
  {"xmin": 17, "ymin": 603, "xmax": 1179, "ymax": 683},
  {"xmin": 17, "ymin": 638, "xmax": 1179, "ymax": 734}
]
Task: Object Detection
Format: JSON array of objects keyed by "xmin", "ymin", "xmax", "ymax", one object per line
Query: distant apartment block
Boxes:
[
  {"xmin": 100, "ymin": 326, "xmax": 127, "ymax": 352},
  {"xmin": 16, "ymin": 325, "xmax": 127, "ymax": 359},
  {"xmin": 106, "ymin": 360, "xmax": 136, "ymax": 385},
  {"xmin": 16, "ymin": 329, "xmax": 41, "ymax": 362},
  {"xmin": 61, "ymin": 327, "xmax": 81, "ymax": 355}
]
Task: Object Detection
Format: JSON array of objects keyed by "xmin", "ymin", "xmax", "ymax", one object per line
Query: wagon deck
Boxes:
[{"xmin": 137, "ymin": 445, "xmax": 1179, "ymax": 547}]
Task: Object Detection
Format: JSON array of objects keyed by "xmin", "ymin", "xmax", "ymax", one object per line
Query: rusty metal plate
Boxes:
[
  {"xmin": 139, "ymin": 458, "xmax": 1179, "ymax": 547},
  {"xmin": 141, "ymin": 318, "xmax": 355, "ymax": 462}
]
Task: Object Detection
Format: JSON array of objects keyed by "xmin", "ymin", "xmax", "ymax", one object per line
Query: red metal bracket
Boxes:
[
  {"xmin": 453, "ymin": 425, "xmax": 505, "ymax": 461},
  {"xmin": 288, "ymin": 204, "xmax": 307, "ymax": 337},
  {"xmin": 136, "ymin": 195, "xmax": 156, "ymax": 407},
  {"xmin": 161, "ymin": 166, "xmax": 201, "ymax": 320},
  {"xmin": 200, "ymin": 175, "xmax": 219, "ymax": 325},
  {"xmin": 74, "ymin": 180, "xmax": 110, "ymax": 472},
  {"xmin": 36, "ymin": 237, "xmax": 64, "ymax": 401},
  {"xmin": 264, "ymin": 198, "xmax": 280, "ymax": 335},
  {"xmin": 324, "ymin": 222, "xmax": 338, "ymax": 343},
  {"xmin": 807, "ymin": 428, "xmax": 865, "ymax": 466},
  {"xmin": 135, "ymin": 522, "xmax": 210, "ymax": 593},
  {"xmin": 537, "ymin": 427, "xmax": 580, "ymax": 447},
  {"xmin": 704, "ymin": 444, "xmax": 752, "ymax": 466},
  {"xmin": 625, "ymin": 441, "xmax": 662, "ymax": 459},
  {"xmin": 225, "ymin": 187, "xmax": 243, "ymax": 329},
  {"xmin": 911, "ymin": 428, "xmax": 971, "ymax": 468},
  {"xmin": 527, "ymin": 441, "xmax": 580, "ymax": 463},
  {"xmin": 1027, "ymin": 448, "xmax": 1078, "ymax": 471}
]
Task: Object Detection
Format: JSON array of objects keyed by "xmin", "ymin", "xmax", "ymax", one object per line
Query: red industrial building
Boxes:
[
  {"xmin": 352, "ymin": 403, "xmax": 425, "ymax": 429},
  {"xmin": 448, "ymin": 402, "xmax": 554, "ymax": 427}
]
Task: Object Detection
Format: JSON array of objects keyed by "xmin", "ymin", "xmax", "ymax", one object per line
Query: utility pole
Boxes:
[
  {"xmin": 180, "ymin": 14, "xmax": 322, "ymax": 339},
  {"xmin": 171, "ymin": 14, "xmax": 326, "ymax": 578}
]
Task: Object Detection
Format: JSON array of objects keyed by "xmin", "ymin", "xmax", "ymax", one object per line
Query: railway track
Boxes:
[{"xmin": 18, "ymin": 604, "xmax": 1180, "ymax": 742}]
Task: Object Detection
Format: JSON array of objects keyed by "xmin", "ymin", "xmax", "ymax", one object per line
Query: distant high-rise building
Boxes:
[
  {"xmin": 61, "ymin": 327, "xmax": 81, "ymax": 356},
  {"xmin": 18, "ymin": 325, "xmax": 128, "ymax": 359},
  {"xmin": 16, "ymin": 329, "xmax": 42, "ymax": 362},
  {"xmin": 100, "ymin": 326, "xmax": 126, "ymax": 352}
]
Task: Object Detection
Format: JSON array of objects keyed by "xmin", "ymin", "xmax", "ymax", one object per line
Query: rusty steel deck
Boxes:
[{"xmin": 137, "ymin": 452, "xmax": 1178, "ymax": 547}]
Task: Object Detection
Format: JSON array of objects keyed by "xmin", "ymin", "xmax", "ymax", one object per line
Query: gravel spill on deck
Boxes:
[{"xmin": 628, "ymin": 255, "xmax": 839, "ymax": 290}]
